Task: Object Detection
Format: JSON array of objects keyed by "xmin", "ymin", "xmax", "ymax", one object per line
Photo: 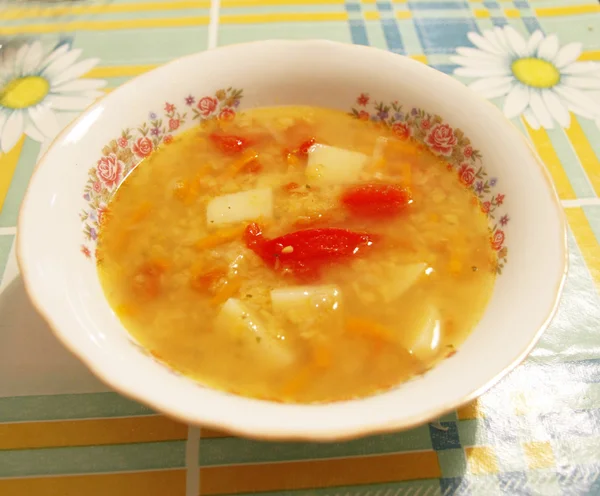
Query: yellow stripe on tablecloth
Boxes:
[
  {"xmin": 222, "ymin": 0, "xmax": 345, "ymax": 5},
  {"xmin": 565, "ymin": 113, "xmax": 600, "ymax": 197},
  {"xmin": 200, "ymin": 452, "xmax": 441, "ymax": 494},
  {"xmin": 220, "ymin": 12, "xmax": 348, "ymax": 23},
  {"xmin": 536, "ymin": 4, "xmax": 600, "ymax": 17},
  {"xmin": 504, "ymin": 8, "xmax": 520, "ymax": 18},
  {"xmin": 0, "ymin": 16, "xmax": 209, "ymax": 35},
  {"xmin": 0, "ymin": 136, "xmax": 25, "ymax": 214},
  {"xmin": 566, "ymin": 208, "xmax": 600, "ymax": 293},
  {"xmin": 473, "ymin": 9, "xmax": 490, "ymax": 18},
  {"xmin": 457, "ymin": 399, "xmax": 485, "ymax": 420},
  {"xmin": 0, "ymin": 470, "xmax": 186, "ymax": 496},
  {"xmin": 579, "ymin": 50, "xmax": 600, "ymax": 61},
  {"xmin": 364, "ymin": 11, "xmax": 380, "ymax": 20},
  {"xmin": 0, "ymin": 1, "xmax": 210, "ymax": 20},
  {"xmin": 85, "ymin": 64, "xmax": 159, "ymax": 79},
  {"xmin": 522, "ymin": 118, "xmax": 576, "ymax": 200},
  {"xmin": 0, "ymin": 416, "xmax": 188, "ymax": 449},
  {"xmin": 409, "ymin": 55, "xmax": 428, "ymax": 64}
]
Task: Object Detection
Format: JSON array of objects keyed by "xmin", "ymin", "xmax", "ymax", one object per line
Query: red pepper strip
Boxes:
[
  {"xmin": 209, "ymin": 133, "xmax": 251, "ymax": 155},
  {"xmin": 341, "ymin": 184, "xmax": 412, "ymax": 219},
  {"xmin": 244, "ymin": 223, "xmax": 377, "ymax": 280}
]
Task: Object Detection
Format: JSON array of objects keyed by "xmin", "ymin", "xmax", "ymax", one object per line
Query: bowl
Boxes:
[{"xmin": 17, "ymin": 40, "xmax": 567, "ymax": 441}]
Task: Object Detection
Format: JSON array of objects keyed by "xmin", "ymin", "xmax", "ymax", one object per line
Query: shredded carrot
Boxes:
[
  {"xmin": 286, "ymin": 153, "xmax": 300, "ymax": 167},
  {"xmin": 194, "ymin": 225, "xmax": 245, "ymax": 250},
  {"xmin": 174, "ymin": 165, "xmax": 211, "ymax": 205},
  {"xmin": 293, "ymin": 212, "xmax": 333, "ymax": 228},
  {"xmin": 210, "ymin": 277, "xmax": 243, "ymax": 306},
  {"xmin": 220, "ymin": 148, "xmax": 259, "ymax": 179},
  {"xmin": 190, "ymin": 267, "xmax": 228, "ymax": 293},
  {"xmin": 345, "ymin": 317, "xmax": 396, "ymax": 343}
]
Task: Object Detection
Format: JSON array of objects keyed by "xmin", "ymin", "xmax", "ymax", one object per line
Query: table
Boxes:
[{"xmin": 0, "ymin": 1, "xmax": 599, "ymax": 495}]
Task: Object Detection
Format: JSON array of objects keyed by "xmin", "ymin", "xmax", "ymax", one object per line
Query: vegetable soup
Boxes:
[{"xmin": 97, "ymin": 106, "xmax": 496, "ymax": 403}]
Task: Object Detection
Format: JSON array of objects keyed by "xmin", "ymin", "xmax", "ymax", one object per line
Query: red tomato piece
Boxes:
[
  {"xmin": 341, "ymin": 184, "xmax": 412, "ymax": 219},
  {"xmin": 244, "ymin": 223, "xmax": 377, "ymax": 280},
  {"xmin": 209, "ymin": 133, "xmax": 251, "ymax": 155},
  {"xmin": 297, "ymin": 138, "xmax": 316, "ymax": 158}
]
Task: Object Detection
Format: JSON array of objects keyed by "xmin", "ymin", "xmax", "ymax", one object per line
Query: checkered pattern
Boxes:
[{"xmin": 1, "ymin": 1, "xmax": 600, "ymax": 495}]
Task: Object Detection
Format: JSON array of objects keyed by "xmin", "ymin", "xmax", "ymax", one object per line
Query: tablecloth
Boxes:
[{"xmin": 0, "ymin": 0, "xmax": 599, "ymax": 495}]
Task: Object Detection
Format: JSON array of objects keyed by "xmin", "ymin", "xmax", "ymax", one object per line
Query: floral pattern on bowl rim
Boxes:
[
  {"xmin": 80, "ymin": 88, "xmax": 508, "ymax": 274},
  {"xmin": 351, "ymin": 93, "xmax": 508, "ymax": 273}
]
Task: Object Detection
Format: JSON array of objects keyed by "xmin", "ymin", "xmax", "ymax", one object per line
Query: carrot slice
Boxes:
[
  {"xmin": 345, "ymin": 316, "xmax": 396, "ymax": 343},
  {"xmin": 190, "ymin": 267, "xmax": 227, "ymax": 293},
  {"xmin": 220, "ymin": 148, "xmax": 260, "ymax": 179},
  {"xmin": 195, "ymin": 225, "xmax": 245, "ymax": 250},
  {"xmin": 210, "ymin": 277, "xmax": 243, "ymax": 306}
]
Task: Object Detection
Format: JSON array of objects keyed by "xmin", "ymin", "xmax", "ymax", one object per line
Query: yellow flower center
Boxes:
[
  {"xmin": 511, "ymin": 58, "xmax": 560, "ymax": 89},
  {"xmin": 0, "ymin": 76, "xmax": 50, "ymax": 109}
]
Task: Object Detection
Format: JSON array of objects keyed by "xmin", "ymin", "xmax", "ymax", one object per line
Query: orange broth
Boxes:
[{"xmin": 97, "ymin": 106, "xmax": 496, "ymax": 403}]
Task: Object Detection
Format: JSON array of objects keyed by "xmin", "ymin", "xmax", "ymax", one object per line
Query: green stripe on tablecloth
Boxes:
[
  {"xmin": 583, "ymin": 206, "xmax": 600, "ymax": 244},
  {"xmin": 198, "ymin": 426, "xmax": 433, "ymax": 466},
  {"xmin": 0, "ymin": 8, "xmax": 210, "ymax": 26},
  {"xmin": 71, "ymin": 27, "xmax": 208, "ymax": 66},
  {"xmin": 0, "ymin": 236, "xmax": 13, "ymax": 282},
  {"xmin": 0, "ymin": 441, "xmax": 186, "ymax": 477},
  {"xmin": 546, "ymin": 126, "xmax": 596, "ymax": 198},
  {"xmin": 0, "ymin": 393, "xmax": 154, "ymax": 422},
  {"xmin": 217, "ymin": 22, "xmax": 353, "ymax": 46}
]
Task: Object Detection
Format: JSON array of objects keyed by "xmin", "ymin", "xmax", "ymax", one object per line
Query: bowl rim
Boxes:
[{"xmin": 16, "ymin": 39, "xmax": 568, "ymax": 441}]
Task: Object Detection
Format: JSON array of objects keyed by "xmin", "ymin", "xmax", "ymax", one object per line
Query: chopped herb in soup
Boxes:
[{"xmin": 97, "ymin": 106, "xmax": 496, "ymax": 403}]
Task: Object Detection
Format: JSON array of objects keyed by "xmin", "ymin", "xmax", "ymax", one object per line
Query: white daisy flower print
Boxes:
[
  {"xmin": 451, "ymin": 26, "xmax": 600, "ymax": 130},
  {"xmin": 0, "ymin": 40, "xmax": 106, "ymax": 154}
]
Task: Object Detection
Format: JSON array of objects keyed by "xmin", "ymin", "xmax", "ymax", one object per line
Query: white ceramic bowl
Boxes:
[{"xmin": 18, "ymin": 40, "xmax": 567, "ymax": 441}]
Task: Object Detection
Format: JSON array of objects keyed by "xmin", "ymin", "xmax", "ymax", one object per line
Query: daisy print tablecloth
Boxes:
[{"xmin": 1, "ymin": 1, "xmax": 600, "ymax": 495}]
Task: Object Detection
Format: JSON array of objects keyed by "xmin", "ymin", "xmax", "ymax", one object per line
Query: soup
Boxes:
[{"xmin": 97, "ymin": 106, "xmax": 496, "ymax": 403}]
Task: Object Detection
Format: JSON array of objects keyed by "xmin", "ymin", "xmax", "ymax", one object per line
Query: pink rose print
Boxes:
[
  {"xmin": 464, "ymin": 145, "xmax": 473, "ymax": 158},
  {"xmin": 133, "ymin": 136, "xmax": 153, "ymax": 157},
  {"xmin": 492, "ymin": 230, "xmax": 505, "ymax": 251},
  {"xmin": 219, "ymin": 108, "xmax": 236, "ymax": 121},
  {"xmin": 392, "ymin": 122, "xmax": 411, "ymax": 140},
  {"xmin": 425, "ymin": 124, "xmax": 457, "ymax": 156},
  {"xmin": 117, "ymin": 137, "xmax": 128, "ymax": 148},
  {"xmin": 164, "ymin": 135, "xmax": 173, "ymax": 144},
  {"xmin": 458, "ymin": 164, "xmax": 475, "ymax": 186},
  {"xmin": 165, "ymin": 102, "xmax": 175, "ymax": 113},
  {"xmin": 96, "ymin": 154, "xmax": 123, "ymax": 190},
  {"xmin": 169, "ymin": 118, "xmax": 180, "ymax": 131},
  {"xmin": 92, "ymin": 181, "xmax": 102, "ymax": 193},
  {"xmin": 496, "ymin": 193, "xmax": 505, "ymax": 205},
  {"xmin": 421, "ymin": 119, "xmax": 431, "ymax": 130},
  {"xmin": 481, "ymin": 201, "xmax": 491, "ymax": 214},
  {"xmin": 197, "ymin": 96, "xmax": 218, "ymax": 117}
]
